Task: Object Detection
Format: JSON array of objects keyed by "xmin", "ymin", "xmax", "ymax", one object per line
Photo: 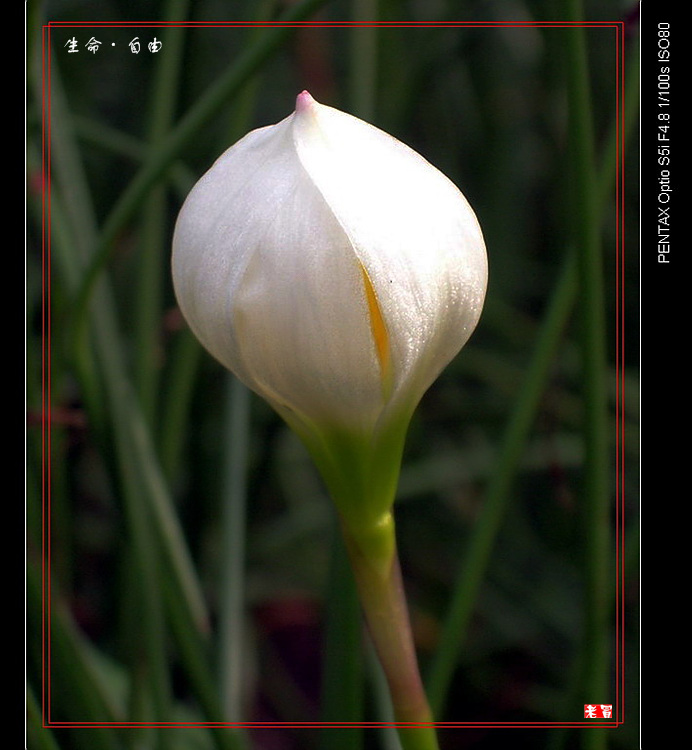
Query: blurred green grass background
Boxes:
[{"xmin": 26, "ymin": 1, "xmax": 640, "ymax": 749}]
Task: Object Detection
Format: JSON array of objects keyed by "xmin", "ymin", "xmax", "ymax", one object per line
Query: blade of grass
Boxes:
[
  {"xmin": 134, "ymin": 0, "xmax": 190, "ymax": 427},
  {"xmin": 563, "ymin": 6, "xmax": 615, "ymax": 748},
  {"xmin": 27, "ymin": 559, "xmax": 123, "ymax": 750},
  {"xmin": 62, "ymin": 115, "xmax": 204, "ymax": 482},
  {"xmin": 159, "ymin": 328, "xmax": 203, "ymax": 481},
  {"xmin": 46, "ymin": 106, "xmax": 202, "ymax": 484},
  {"xmin": 161, "ymin": 570, "xmax": 249, "ymax": 750},
  {"xmin": 72, "ymin": 114, "xmax": 197, "ymax": 196},
  {"xmin": 219, "ymin": 376, "xmax": 251, "ymax": 723},
  {"xmin": 120, "ymin": 465, "xmax": 173, "ymax": 736},
  {"xmin": 26, "ymin": 685, "xmax": 61, "ymax": 750},
  {"xmin": 320, "ymin": 520, "xmax": 364, "ymax": 736}
]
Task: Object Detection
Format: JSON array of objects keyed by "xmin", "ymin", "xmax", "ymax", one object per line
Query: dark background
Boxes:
[{"xmin": 26, "ymin": 1, "xmax": 641, "ymax": 749}]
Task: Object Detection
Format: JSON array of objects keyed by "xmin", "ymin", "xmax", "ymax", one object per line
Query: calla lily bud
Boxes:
[{"xmin": 172, "ymin": 91, "xmax": 487, "ymax": 536}]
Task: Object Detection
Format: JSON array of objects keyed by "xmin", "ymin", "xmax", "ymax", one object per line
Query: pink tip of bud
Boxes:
[{"xmin": 296, "ymin": 90, "xmax": 316, "ymax": 112}]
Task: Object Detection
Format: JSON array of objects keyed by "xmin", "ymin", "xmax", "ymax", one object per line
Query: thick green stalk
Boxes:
[{"xmin": 342, "ymin": 516, "xmax": 439, "ymax": 750}]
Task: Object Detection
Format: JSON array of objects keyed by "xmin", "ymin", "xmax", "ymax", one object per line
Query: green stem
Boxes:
[{"xmin": 342, "ymin": 516, "xmax": 439, "ymax": 750}]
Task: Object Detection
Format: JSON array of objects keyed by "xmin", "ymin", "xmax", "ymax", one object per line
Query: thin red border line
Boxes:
[
  {"xmin": 615, "ymin": 22, "xmax": 625, "ymax": 720},
  {"xmin": 620, "ymin": 15, "xmax": 626, "ymax": 728},
  {"xmin": 41, "ymin": 21, "xmax": 47, "ymax": 729},
  {"xmin": 46, "ymin": 721, "xmax": 622, "ymax": 729},
  {"xmin": 611, "ymin": 21, "xmax": 618, "ymax": 722},
  {"xmin": 44, "ymin": 23, "xmax": 54, "ymax": 728},
  {"xmin": 47, "ymin": 20, "xmax": 621, "ymax": 26},
  {"xmin": 614, "ymin": 18, "xmax": 626, "ymax": 727},
  {"xmin": 42, "ymin": 20, "xmax": 627, "ymax": 730},
  {"xmin": 615, "ymin": 20, "xmax": 620, "ymax": 725},
  {"xmin": 618, "ymin": 15, "xmax": 627, "ymax": 728},
  {"xmin": 611, "ymin": 22, "xmax": 624, "ymax": 718},
  {"xmin": 48, "ymin": 29, "xmax": 54, "ymax": 726},
  {"xmin": 48, "ymin": 726, "xmax": 622, "ymax": 731},
  {"xmin": 47, "ymin": 23, "xmax": 624, "ymax": 31}
]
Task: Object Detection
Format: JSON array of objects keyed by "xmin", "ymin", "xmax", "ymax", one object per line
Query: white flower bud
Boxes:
[{"xmin": 172, "ymin": 92, "xmax": 487, "ymax": 520}]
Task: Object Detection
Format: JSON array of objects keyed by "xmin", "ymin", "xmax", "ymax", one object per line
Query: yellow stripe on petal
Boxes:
[{"xmin": 359, "ymin": 262, "xmax": 393, "ymax": 401}]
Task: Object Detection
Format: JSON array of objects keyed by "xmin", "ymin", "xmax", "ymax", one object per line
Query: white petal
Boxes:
[
  {"xmin": 172, "ymin": 112, "xmax": 384, "ymax": 433},
  {"xmin": 292, "ymin": 93, "xmax": 488, "ymax": 411},
  {"xmin": 172, "ymin": 116, "xmax": 295, "ymax": 382}
]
